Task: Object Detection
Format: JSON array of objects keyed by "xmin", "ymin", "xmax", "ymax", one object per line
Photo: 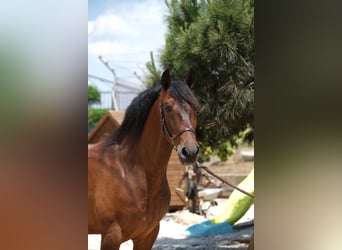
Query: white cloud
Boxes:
[
  {"xmin": 88, "ymin": 22, "xmax": 93, "ymax": 34},
  {"xmin": 88, "ymin": 40, "xmax": 141, "ymax": 56},
  {"xmin": 88, "ymin": 0, "xmax": 167, "ymax": 81},
  {"xmin": 89, "ymin": 14, "xmax": 134, "ymax": 39}
]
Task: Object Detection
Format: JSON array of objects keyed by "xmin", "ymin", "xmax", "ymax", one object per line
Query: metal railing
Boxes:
[{"xmin": 88, "ymin": 74, "xmax": 144, "ymax": 111}]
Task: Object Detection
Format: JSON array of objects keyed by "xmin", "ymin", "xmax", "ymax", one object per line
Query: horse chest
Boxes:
[
  {"xmin": 130, "ymin": 192, "xmax": 169, "ymax": 236},
  {"xmin": 127, "ymin": 178, "xmax": 170, "ymax": 229},
  {"xmin": 134, "ymin": 180, "xmax": 170, "ymax": 216}
]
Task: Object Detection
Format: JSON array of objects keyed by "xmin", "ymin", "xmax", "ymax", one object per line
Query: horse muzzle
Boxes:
[{"xmin": 177, "ymin": 143, "xmax": 200, "ymax": 165}]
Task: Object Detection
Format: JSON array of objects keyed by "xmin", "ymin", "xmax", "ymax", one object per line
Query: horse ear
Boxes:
[
  {"xmin": 161, "ymin": 69, "xmax": 171, "ymax": 90},
  {"xmin": 186, "ymin": 69, "xmax": 195, "ymax": 88}
]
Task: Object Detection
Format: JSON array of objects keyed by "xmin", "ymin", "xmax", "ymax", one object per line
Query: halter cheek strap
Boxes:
[{"xmin": 160, "ymin": 104, "xmax": 196, "ymax": 148}]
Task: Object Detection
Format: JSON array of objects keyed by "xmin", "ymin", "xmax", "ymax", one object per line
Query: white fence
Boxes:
[{"xmin": 88, "ymin": 74, "xmax": 144, "ymax": 110}]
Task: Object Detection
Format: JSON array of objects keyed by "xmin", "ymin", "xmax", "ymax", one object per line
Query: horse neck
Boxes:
[{"xmin": 136, "ymin": 96, "xmax": 173, "ymax": 176}]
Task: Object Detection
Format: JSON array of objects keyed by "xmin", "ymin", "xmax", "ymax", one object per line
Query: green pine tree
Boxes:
[{"xmin": 148, "ymin": 0, "xmax": 254, "ymax": 160}]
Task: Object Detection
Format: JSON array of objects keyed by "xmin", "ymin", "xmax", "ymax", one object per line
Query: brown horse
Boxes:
[{"xmin": 88, "ymin": 69, "xmax": 200, "ymax": 250}]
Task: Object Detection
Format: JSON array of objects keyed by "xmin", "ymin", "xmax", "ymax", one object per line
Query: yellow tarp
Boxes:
[{"xmin": 211, "ymin": 168, "xmax": 254, "ymax": 225}]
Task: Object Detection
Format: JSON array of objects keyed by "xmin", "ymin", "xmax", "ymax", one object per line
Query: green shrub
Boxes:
[
  {"xmin": 88, "ymin": 85, "xmax": 101, "ymax": 105},
  {"xmin": 88, "ymin": 108, "xmax": 108, "ymax": 126}
]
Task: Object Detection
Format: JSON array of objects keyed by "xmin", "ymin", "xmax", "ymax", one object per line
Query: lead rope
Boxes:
[{"xmin": 195, "ymin": 161, "xmax": 255, "ymax": 199}]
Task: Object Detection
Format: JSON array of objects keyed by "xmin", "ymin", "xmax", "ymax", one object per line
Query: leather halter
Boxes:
[{"xmin": 160, "ymin": 104, "xmax": 196, "ymax": 148}]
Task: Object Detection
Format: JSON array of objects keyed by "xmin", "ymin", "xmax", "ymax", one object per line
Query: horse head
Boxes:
[{"xmin": 159, "ymin": 69, "xmax": 200, "ymax": 165}]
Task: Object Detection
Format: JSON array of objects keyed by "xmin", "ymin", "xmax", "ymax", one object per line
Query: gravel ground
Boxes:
[{"xmin": 88, "ymin": 202, "xmax": 254, "ymax": 250}]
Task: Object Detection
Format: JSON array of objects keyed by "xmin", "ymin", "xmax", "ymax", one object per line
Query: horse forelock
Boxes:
[{"xmin": 167, "ymin": 80, "xmax": 200, "ymax": 110}]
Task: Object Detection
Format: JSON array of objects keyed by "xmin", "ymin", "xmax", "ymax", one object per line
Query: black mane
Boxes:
[
  {"xmin": 105, "ymin": 80, "xmax": 199, "ymax": 148},
  {"xmin": 106, "ymin": 86, "xmax": 161, "ymax": 147}
]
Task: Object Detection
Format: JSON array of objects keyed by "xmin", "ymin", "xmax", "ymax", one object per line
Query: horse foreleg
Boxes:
[
  {"xmin": 101, "ymin": 223, "xmax": 122, "ymax": 250},
  {"xmin": 132, "ymin": 224, "xmax": 159, "ymax": 250}
]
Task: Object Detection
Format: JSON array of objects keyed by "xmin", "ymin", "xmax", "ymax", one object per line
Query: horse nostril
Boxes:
[{"xmin": 181, "ymin": 146, "xmax": 190, "ymax": 157}]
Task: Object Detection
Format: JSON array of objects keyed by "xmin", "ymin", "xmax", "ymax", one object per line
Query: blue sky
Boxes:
[{"xmin": 88, "ymin": 0, "xmax": 168, "ymax": 90}]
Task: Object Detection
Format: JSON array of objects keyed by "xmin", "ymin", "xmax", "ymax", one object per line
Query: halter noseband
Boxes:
[{"xmin": 160, "ymin": 104, "xmax": 196, "ymax": 148}]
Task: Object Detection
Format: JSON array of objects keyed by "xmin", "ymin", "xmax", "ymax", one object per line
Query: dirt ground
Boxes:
[
  {"xmin": 153, "ymin": 202, "xmax": 253, "ymax": 250},
  {"xmin": 206, "ymin": 148, "xmax": 254, "ymax": 177}
]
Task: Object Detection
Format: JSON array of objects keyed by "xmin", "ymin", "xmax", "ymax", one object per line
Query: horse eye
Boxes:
[{"xmin": 164, "ymin": 105, "xmax": 172, "ymax": 113}]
